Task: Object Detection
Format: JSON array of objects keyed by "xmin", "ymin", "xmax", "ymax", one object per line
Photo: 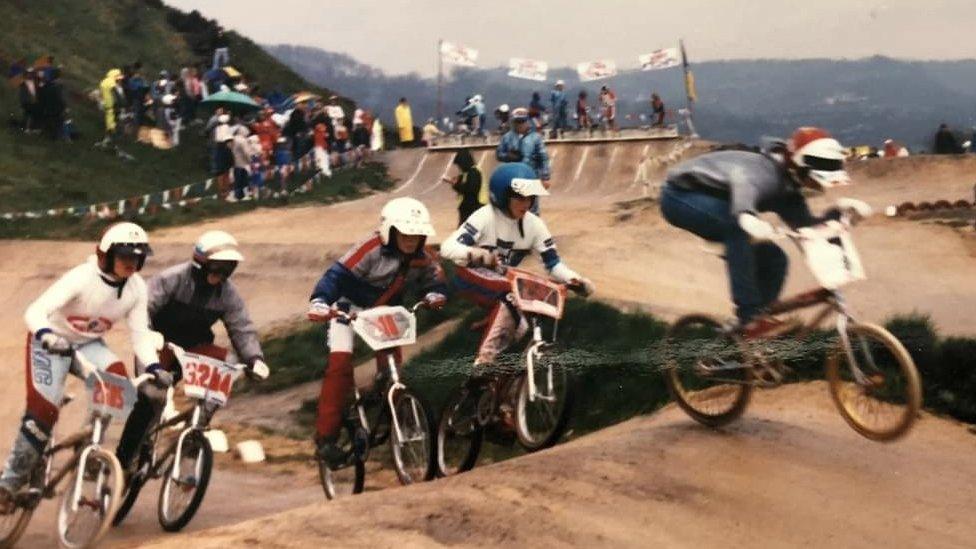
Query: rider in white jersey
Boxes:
[
  {"xmin": 441, "ymin": 163, "xmax": 594, "ymax": 368},
  {"xmin": 0, "ymin": 222, "xmax": 168, "ymax": 513}
]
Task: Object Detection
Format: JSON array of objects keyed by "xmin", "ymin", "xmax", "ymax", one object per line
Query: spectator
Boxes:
[
  {"xmin": 231, "ymin": 126, "xmax": 252, "ymax": 200},
  {"xmin": 549, "ymin": 80, "xmax": 568, "ymax": 138},
  {"xmin": 421, "ymin": 118, "xmax": 444, "ymax": 146},
  {"xmin": 651, "ymin": 93, "xmax": 665, "ymax": 128},
  {"xmin": 528, "ymin": 91, "xmax": 544, "ymax": 130},
  {"xmin": 494, "ymin": 104, "xmax": 511, "ymax": 134},
  {"xmin": 37, "ymin": 67, "xmax": 66, "ymax": 141},
  {"xmin": 457, "ymin": 96, "xmax": 477, "ymax": 133},
  {"xmin": 211, "ymin": 112, "xmax": 234, "ymax": 196},
  {"xmin": 312, "ymin": 117, "xmax": 332, "ymax": 177},
  {"xmin": 882, "ymin": 139, "xmax": 909, "ymax": 158},
  {"xmin": 161, "ymin": 92, "xmax": 182, "ymax": 147},
  {"xmin": 444, "ymin": 149, "xmax": 485, "ymax": 226},
  {"xmin": 182, "ymin": 67, "xmax": 203, "ymax": 123},
  {"xmin": 251, "ymin": 107, "xmax": 280, "ymax": 158},
  {"xmin": 395, "ymin": 97, "xmax": 414, "ymax": 146},
  {"xmin": 212, "ymin": 27, "xmax": 230, "ymax": 69},
  {"xmin": 99, "ymin": 68, "xmax": 123, "ymax": 144},
  {"xmin": 576, "ymin": 90, "xmax": 591, "ymax": 131},
  {"xmin": 284, "ymin": 101, "xmax": 310, "ymax": 158},
  {"xmin": 934, "ymin": 123, "xmax": 962, "ymax": 154},
  {"xmin": 351, "ymin": 119, "xmax": 371, "ymax": 162},
  {"xmin": 127, "ymin": 64, "xmax": 149, "ymax": 127},
  {"xmin": 600, "ymin": 85, "xmax": 618, "ymax": 133},
  {"xmin": 272, "ymin": 136, "xmax": 293, "ymax": 197},
  {"xmin": 247, "ymin": 134, "xmax": 265, "ymax": 198},
  {"xmin": 370, "ymin": 116, "xmax": 385, "ymax": 151},
  {"xmin": 472, "ymin": 95, "xmax": 486, "ymax": 136},
  {"xmin": 17, "ymin": 68, "xmax": 39, "ymax": 133},
  {"xmin": 326, "ymin": 96, "xmax": 346, "ymax": 130},
  {"xmin": 496, "ymin": 106, "xmax": 551, "ymax": 213}
]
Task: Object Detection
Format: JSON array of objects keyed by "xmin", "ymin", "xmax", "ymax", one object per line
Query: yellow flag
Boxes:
[{"xmin": 685, "ymin": 70, "xmax": 698, "ymax": 102}]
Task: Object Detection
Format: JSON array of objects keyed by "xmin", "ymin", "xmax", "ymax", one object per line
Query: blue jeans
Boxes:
[{"xmin": 660, "ymin": 183, "xmax": 788, "ymax": 323}]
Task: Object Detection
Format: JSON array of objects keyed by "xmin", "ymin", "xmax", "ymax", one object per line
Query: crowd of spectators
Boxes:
[{"xmin": 10, "ymin": 57, "xmax": 71, "ymax": 141}]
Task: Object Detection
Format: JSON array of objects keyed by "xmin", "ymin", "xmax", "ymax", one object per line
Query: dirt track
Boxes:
[{"xmin": 1, "ymin": 143, "xmax": 975, "ymax": 546}]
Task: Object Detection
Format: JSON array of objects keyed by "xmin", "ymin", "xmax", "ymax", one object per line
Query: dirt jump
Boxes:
[{"xmin": 1, "ymin": 139, "xmax": 975, "ymax": 547}]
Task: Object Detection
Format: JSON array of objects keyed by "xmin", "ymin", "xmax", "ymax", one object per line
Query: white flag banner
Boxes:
[
  {"xmin": 440, "ymin": 41, "xmax": 478, "ymax": 67},
  {"xmin": 639, "ymin": 48, "xmax": 681, "ymax": 71},
  {"xmin": 576, "ymin": 59, "xmax": 617, "ymax": 82},
  {"xmin": 508, "ymin": 58, "xmax": 548, "ymax": 81}
]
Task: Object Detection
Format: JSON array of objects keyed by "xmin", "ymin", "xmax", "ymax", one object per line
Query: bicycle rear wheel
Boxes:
[
  {"xmin": 57, "ymin": 447, "xmax": 123, "ymax": 549},
  {"xmin": 436, "ymin": 387, "xmax": 484, "ymax": 476},
  {"xmin": 389, "ymin": 390, "xmax": 436, "ymax": 485},
  {"xmin": 514, "ymin": 359, "xmax": 575, "ymax": 451},
  {"xmin": 826, "ymin": 321, "xmax": 922, "ymax": 441},
  {"xmin": 663, "ymin": 314, "xmax": 753, "ymax": 427},
  {"xmin": 157, "ymin": 431, "xmax": 212, "ymax": 532},
  {"xmin": 319, "ymin": 420, "xmax": 365, "ymax": 500}
]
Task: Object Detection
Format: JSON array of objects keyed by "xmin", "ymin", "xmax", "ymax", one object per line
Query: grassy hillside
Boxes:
[{"xmin": 0, "ymin": 0, "xmax": 342, "ymax": 215}]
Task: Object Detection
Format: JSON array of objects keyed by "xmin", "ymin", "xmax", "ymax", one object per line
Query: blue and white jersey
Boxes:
[{"xmin": 441, "ymin": 205, "xmax": 578, "ymax": 283}]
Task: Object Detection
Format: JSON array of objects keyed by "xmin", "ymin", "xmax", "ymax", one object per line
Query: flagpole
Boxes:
[
  {"xmin": 436, "ymin": 38, "xmax": 443, "ymax": 124},
  {"xmin": 679, "ymin": 38, "xmax": 699, "ymax": 138}
]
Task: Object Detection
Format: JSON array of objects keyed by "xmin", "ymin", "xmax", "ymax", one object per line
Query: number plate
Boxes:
[
  {"xmin": 85, "ymin": 371, "xmax": 138, "ymax": 421},
  {"xmin": 179, "ymin": 352, "xmax": 244, "ymax": 407},
  {"xmin": 799, "ymin": 221, "xmax": 866, "ymax": 289},
  {"xmin": 352, "ymin": 306, "xmax": 417, "ymax": 350}
]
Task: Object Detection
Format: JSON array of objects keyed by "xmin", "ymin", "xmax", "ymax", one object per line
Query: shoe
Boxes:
[
  {"xmin": 740, "ymin": 315, "xmax": 801, "ymax": 341},
  {"xmin": 0, "ymin": 485, "xmax": 14, "ymax": 515},
  {"xmin": 314, "ymin": 436, "xmax": 345, "ymax": 469}
]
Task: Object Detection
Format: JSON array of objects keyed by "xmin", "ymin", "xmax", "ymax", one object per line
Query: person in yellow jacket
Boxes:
[
  {"xmin": 99, "ymin": 68, "xmax": 123, "ymax": 141},
  {"xmin": 394, "ymin": 97, "xmax": 414, "ymax": 145}
]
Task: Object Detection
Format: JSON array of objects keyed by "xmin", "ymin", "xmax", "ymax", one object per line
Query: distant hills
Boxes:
[{"xmin": 265, "ymin": 44, "xmax": 976, "ymax": 151}]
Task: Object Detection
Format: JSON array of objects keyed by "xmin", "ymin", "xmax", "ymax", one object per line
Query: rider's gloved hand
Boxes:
[
  {"xmin": 569, "ymin": 277, "xmax": 596, "ymax": 297},
  {"xmin": 38, "ymin": 330, "xmax": 70, "ymax": 353},
  {"xmin": 467, "ymin": 247, "xmax": 497, "ymax": 268},
  {"xmin": 423, "ymin": 292, "xmax": 448, "ymax": 310},
  {"xmin": 248, "ymin": 358, "xmax": 271, "ymax": 380},
  {"xmin": 146, "ymin": 363, "xmax": 174, "ymax": 388},
  {"xmin": 836, "ymin": 197, "xmax": 873, "ymax": 222},
  {"xmin": 738, "ymin": 213, "xmax": 776, "ymax": 241},
  {"xmin": 307, "ymin": 300, "xmax": 335, "ymax": 323}
]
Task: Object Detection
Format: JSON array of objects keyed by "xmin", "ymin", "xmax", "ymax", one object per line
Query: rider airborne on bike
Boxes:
[
  {"xmin": 0, "ymin": 223, "xmax": 166, "ymax": 514},
  {"xmin": 660, "ymin": 127, "xmax": 872, "ymax": 338},
  {"xmin": 306, "ymin": 197, "xmax": 448, "ymax": 465},
  {"xmin": 114, "ymin": 230, "xmax": 269, "ymax": 475}
]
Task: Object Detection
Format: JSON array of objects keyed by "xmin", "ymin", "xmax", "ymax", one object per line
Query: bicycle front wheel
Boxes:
[
  {"xmin": 826, "ymin": 321, "xmax": 922, "ymax": 441},
  {"xmin": 57, "ymin": 447, "xmax": 123, "ymax": 549},
  {"xmin": 514, "ymin": 359, "xmax": 575, "ymax": 451},
  {"xmin": 436, "ymin": 387, "xmax": 484, "ymax": 476},
  {"xmin": 389, "ymin": 390, "xmax": 436, "ymax": 485},
  {"xmin": 663, "ymin": 314, "xmax": 753, "ymax": 427},
  {"xmin": 157, "ymin": 431, "xmax": 212, "ymax": 532},
  {"xmin": 319, "ymin": 420, "xmax": 365, "ymax": 500},
  {"xmin": 0, "ymin": 490, "xmax": 35, "ymax": 549}
]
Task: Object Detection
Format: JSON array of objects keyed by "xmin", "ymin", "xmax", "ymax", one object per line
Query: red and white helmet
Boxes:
[
  {"xmin": 96, "ymin": 222, "xmax": 152, "ymax": 273},
  {"xmin": 789, "ymin": 127, "xmax": 850, "ymax": 189},
  {"xmin": 379, "ymin": 197, "xmax": 435, "ymax": 245}
]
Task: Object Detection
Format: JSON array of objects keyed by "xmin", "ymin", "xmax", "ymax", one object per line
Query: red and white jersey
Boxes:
[{"xmin": 24, "ymin": 256, "xmax": 158, "ymax": 367}]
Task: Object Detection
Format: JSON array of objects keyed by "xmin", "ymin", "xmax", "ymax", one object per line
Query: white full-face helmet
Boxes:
[
  {"xmin": 193, "ymin": 230, "xmax": 244, "ymax": 277},
  {"xmin": 379, "ymin": 197, "xmax": 436, "ymax": 246},
  {"xmin": 96, "ymin": 222, "xmax": 152, "ymax": 274}
]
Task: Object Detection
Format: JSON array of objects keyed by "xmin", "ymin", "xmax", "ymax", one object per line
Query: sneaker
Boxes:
[
  {"xmin": 740, "ymin": 315, "xmax": 801, "ymax": 341},
  {"xmin": 0, "ymin": 486, "xmax": 13, "ymax": 515},
  {"xmin": 314, "ymin": 437, "xmax": 345, "ymax": 469}
]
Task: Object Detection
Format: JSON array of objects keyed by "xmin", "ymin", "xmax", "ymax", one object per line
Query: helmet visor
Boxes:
[
  {"xmin": 807, "ymin": 168, "xmax": 850, "ymax": 188},
  {"xmin": 510, "ymin": 178, "xmax": 550, "ymax": 198},
  {"xmin": 205, "ymin": 260, "xmax": 238, "ymax": 278},
  {"xmin": 113, "ymin": 243, "xmax": 153, "ymax": 258},
  {"xmin": 802, "ymin": 155, "xmax": 844, "ymax": 172}
]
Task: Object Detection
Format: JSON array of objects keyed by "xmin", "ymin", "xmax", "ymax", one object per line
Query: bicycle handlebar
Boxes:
[{"xmin": 310, "ymin": 300, "xmax": 429, "ymax": 323}]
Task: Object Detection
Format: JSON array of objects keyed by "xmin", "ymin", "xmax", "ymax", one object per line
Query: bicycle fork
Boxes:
[
  {"xmin": 169, "ymin": 405, "xmax": 204, "ymax": 483},
  {"xmin": 384, "ymin": 355, "xmax": 423, "ymax": 444},
  {"xmin": 525, "ymin": 324, "xmax": 555, "ymax": 404},
  {"xmin": 69, "ymin": 416, "xmax": 109, "ymax": 513}
]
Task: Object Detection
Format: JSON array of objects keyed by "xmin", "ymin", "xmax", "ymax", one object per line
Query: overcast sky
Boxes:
[{"xmin": 165, "ymin": 0, "xmax": 976, "ymax": 76}]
